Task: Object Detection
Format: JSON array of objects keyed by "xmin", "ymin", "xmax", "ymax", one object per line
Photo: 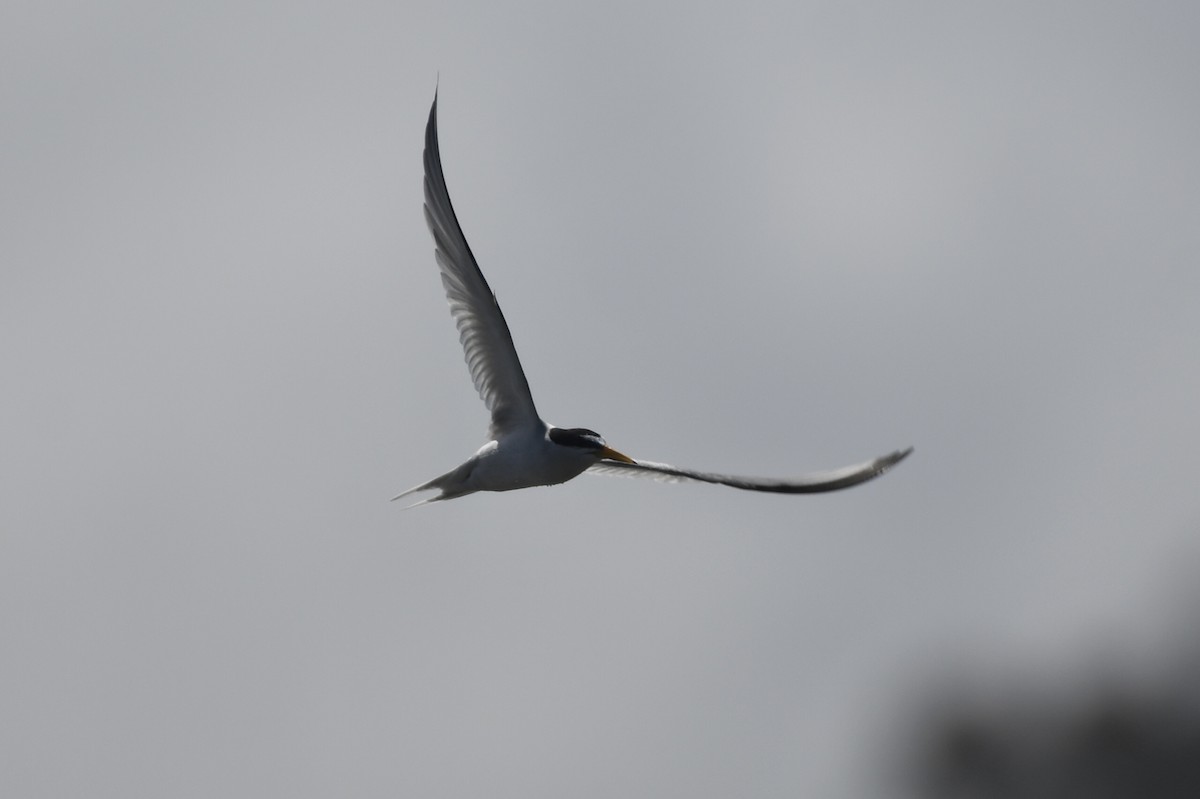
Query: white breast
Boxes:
[{"xmin": 466, "ymin": 426, "xmax": 595, "ymax": 492}]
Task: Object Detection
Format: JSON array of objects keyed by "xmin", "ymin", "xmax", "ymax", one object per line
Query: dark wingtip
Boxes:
[
  {"xmin": 882, "ymin": 446, "xmax": 914, "ymax": 470},
  {"xmin": 425, "ymin": 83, "xmax": 440, "ymax": 160}
]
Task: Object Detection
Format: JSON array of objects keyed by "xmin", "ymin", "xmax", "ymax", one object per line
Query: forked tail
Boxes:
[
  {"xmin": 390, "ymin": 479, "xmax": 441, "ymax": 510},
  {"xmin": 391, "ymin": 461, "xmax": 477, "ymax": 509}
]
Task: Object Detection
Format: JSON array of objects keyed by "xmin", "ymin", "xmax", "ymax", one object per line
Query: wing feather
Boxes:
[
  {"xmin": 587, "ymin": 448, "xmax": 912, "ymax": 493},
  {"xmin": 423, "ymin": 92, "xmax": 541, "ymax": 436}
]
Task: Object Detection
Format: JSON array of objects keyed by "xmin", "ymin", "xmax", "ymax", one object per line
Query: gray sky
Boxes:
[{"xmin": 3, "ymin": 1, "xmax": 1199, "ymax": 796}]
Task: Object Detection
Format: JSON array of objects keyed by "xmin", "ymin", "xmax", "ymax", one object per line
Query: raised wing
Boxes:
[
  {"xmin": 588, "ymin": 447, "xmax": 912, "ymax": 493},
  {"xmin": 423, "ymin": 92, "xmax": 541, "ymax": 437}
]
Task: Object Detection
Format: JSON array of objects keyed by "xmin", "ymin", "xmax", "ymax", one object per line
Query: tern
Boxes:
[{"xmin": 395, "ymin": 91, "xmax": 912, "ymax": 508}]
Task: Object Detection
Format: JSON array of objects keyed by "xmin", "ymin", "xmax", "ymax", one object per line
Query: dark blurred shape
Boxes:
[{"xmin": 904, "ymin": 668, "xmax": 1200, "ymax": 799}]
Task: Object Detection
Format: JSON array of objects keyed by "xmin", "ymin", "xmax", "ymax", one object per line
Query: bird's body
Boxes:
[
  {"xmin": 396, "ymin": 90, "xmax": 911, "ymax": 508},
  {"xmin": 403, "ymin": 423, "xmax": 606, "ymax": 501}
]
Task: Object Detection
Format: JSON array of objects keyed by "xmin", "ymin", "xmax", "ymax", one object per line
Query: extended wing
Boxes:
[
  {"xmin": 423, "ymin": 92, "xmax": 541, "ymax": 437},
  {"xmin": 588, "ymin": 448, "xmax": 912, "ymax": 493}
]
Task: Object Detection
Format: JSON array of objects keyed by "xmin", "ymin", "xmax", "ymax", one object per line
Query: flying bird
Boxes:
[{"xmin": 395, "ymin": 91, "xmax": 911, "ymax": 508}]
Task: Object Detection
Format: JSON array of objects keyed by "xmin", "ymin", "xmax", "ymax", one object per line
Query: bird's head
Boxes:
[{"xmin": 548, "ymin": 427, "xmax": 636, "ymax": 464}]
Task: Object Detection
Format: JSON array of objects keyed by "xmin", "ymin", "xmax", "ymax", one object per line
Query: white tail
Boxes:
[
  {"xmin": 391, "ymin": 461, "xmax": 477, "ymax": 509},
  {"xmin": 390, "ymin": 479, "xmax": 441, "ymax": 510},
  {"xmin": 391, "ymin": 482, "xmax": 433, "ymax": 502}
]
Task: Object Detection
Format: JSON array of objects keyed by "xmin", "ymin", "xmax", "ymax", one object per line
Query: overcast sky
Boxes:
[{"xmin": 3, "ymin": 1, "xmax": 1199, "ymax": 796}]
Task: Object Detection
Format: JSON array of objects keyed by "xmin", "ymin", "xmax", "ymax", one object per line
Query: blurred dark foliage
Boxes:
[{"xmin": 904, "ymin": 653, "xmax": 1200, "ymax": 799}]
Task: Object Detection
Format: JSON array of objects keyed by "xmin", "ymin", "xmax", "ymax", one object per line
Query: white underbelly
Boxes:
[{"xmin": 467, "ymin": 435, "xmax": 593, "ymax": 492}]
